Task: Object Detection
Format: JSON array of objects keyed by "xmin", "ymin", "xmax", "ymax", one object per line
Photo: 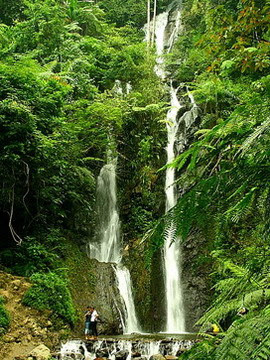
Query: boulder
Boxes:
[
  {"xmin": 96, "ymin": 348, "xmax": 110, "ymax": 358},
  {"xmin": 29, "ymin": 344, "xmax": 51, "ymax": 360},
  {"xmin": 176, "ymin": 349, "xmax": 185, "ymax": 356},
  {"xmin": 132, "ymin": 352, "xmax": 141, "ymax": 358},
  {"xmin": 165, "ymin": 356, "xmax": 178, "ymax": 360},
  {"xmin": 149, "ymin": 355, "xmax": 166, "ymax": 360},
  {"xmin": 115, "ymin": 350, "xmax": 129, "ymax": 360}
]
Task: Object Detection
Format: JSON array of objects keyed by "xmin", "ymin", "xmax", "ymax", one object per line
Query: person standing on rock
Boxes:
[
  {"xmin": 84, "ymin": 306, "xmax": 92, "ymax": 340},
  {"xmin": 90, "ymin": 306, "xmax": 99, "ymax": 339}
]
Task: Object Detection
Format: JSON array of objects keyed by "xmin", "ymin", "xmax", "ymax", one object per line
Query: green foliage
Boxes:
[
  {"xmin": 23, "ymin": 272, "xmax": 76, "ymax": 325},
  {"xmin": 179, "ymin": 254, "xmax": 270, "ymax": 359},
  {"xmin": 0, "ymin": 296, "xmax": 10, "ymax": 335},
  {"xmin": 0, "ymin": 229, "xmax": 64, "ymax": 276},
  {"xmin": 99, "ymin": 0, "xmax": 171, "ymax": 28},
  {"xmin": 179, "ymin": 337, "xmax": 216, "ymax": 360},
  {"xmin": 0, "ymin": 0, "xmax": 167, "ymax": 335},
  {"xmin": 0, "ymin": 0, "xmax": 25, "ymax": 26},
  {"xmin": 134, "ymin": 0, "xmax": 270, "ymax": 356}
]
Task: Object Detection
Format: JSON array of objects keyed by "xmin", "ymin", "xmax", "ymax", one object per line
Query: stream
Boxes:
[{"xmin": 59, "ymin": 335, "xmax": 197, "ymax": 360}]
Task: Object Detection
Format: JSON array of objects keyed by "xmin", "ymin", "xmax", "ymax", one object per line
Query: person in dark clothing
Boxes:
[
  {"xmin": 90, "ymin": 306, "xmax": 99, "ymax": 338},
  {"xmin": 84, "ymin": 306, "xmax": 92, "ymax": 340}
]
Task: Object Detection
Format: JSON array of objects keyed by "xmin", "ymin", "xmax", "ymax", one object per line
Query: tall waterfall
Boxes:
[
  {"xmin": 88, "ymin": 158, "xmax": 140, "ymax": 334},
  {"xmin": 152, "ymin": 5, "xmax": 190, "ymax": 333}
]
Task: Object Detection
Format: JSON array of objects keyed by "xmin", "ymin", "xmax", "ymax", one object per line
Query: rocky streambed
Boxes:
[{"xmin": 58, "ymin": 335, "xmax": 197, "ymax": 360}]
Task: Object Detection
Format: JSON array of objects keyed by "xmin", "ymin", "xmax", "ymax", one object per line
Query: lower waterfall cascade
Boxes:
[{"xmin": 88, "ymin": 158, "xmax": 141, "ymax": 334}]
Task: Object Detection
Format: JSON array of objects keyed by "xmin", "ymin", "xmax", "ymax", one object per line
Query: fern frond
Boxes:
[
  {"xmin": 239, "ymin": 117, "xmax": 270, "ymax": 157},
  {"xmin": 224, "ymin": 187, "xmax": 257, "ymax": 223}
]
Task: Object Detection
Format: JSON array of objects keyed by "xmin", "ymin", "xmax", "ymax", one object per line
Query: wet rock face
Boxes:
[
  {"xmin": 128, "ymin": 245, "xmax": 166, "ymax": 333},
  {"xmin": 86, "ymin": 260, "xmax": 124, "ymax": 335},
  {"xmin": 181, "ymin": 230, "xmax": 212, "ymax": 332}
]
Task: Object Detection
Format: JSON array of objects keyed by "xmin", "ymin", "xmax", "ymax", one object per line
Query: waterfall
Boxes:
[
  {"xmin": 88, "ymin": 157, "xmax": 140, "ymax": 334},
  {"xmin": 88, "ymin": 159, "xmax": 121, "ymax": 264},
  {"xmin": 153, "ymin": 5, "xmax": 185, "ymax": 334},
  {"xmin": 152, "ymin": 3, "xmax": 200, "ymax": 333},
  {"xmin": 163, "ymin": 85, "xmax": 199, "ymax": 332},
  {"xmin": 152, "ymin": 3, "xmax": 199, "ymax": 333},
  {"xmin": 163, "ymin": 84, "xmax": 185, "ymax": 333},
  {"xmin": 114, "ymin": 265, "xmax": 141, "ymax": 334}
]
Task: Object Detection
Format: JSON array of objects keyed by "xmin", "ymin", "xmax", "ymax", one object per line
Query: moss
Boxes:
[{"xmin": 61, "ymin": 236, "xmax": 97, "ymax": 335}]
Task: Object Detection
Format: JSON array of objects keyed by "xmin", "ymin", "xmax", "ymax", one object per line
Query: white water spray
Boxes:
[
  {"xmin": 88, "ymin": 157, "xmax": 140, "ymax": 334},
  {"xmin": 88, "ymin": 159, "xmax": 121, "ymax": 264},
  {"xmin": 60, "ymin": 338, "xmax": 194, "ymax": 360}
]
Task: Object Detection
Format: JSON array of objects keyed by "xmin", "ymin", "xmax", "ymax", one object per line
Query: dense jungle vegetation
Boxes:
[{"xmin": 0, "ymin": 0, "xmax": 270, "ymax": 358}]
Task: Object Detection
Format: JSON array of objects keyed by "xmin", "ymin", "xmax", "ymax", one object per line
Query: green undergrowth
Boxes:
[
  {"xmin": 22, "ymin": 272, "xmax": 76, "ymax": 325},
  {"xmin": 0, "ymin": 296, "xmax": 10, "ymax": 335}
]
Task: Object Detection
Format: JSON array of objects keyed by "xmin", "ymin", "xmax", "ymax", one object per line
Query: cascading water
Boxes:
[
  {"xmin": 88, "ymin": 157, "xmax": 140, "ymax": 334},
  {"xmin": 163, "ymin": 85, "xmax": 185, "ymax": 333},
  {"xmin": 113, "ymin": 265, "xmax": 141, "ymax": 334},
  {"xmin": 152, "ymin": 4, "xmax": 185, "ymax": 334},
  {"xmin": 152, "ymin": 3, "xmax": 199, "ymax": 333},
  {"xmin": 88, "ymin": 159, "xmax": 121, "ymax": 264},
  {"xmin": 60, "ymin": 338, "xmax": 194, "ymax": 360}
]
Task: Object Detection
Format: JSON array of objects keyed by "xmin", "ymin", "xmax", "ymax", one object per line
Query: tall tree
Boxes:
[{"xmin": 151, "ymin": 0, "xmax": 157, "ymax": 46}]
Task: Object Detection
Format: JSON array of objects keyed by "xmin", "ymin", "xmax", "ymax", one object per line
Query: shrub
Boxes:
[
  {"xmin": 22, "ymin": 272, "xmax": 76, "ymax": 325},
  {"xmin": 0, "ymin": 229, "xmax": 64, "ymax": 277},
  {"xmin": 0, "ymin": 297, "xmax": 10, "ymax": 335}
]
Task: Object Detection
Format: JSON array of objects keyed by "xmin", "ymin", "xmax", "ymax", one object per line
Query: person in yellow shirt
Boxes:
[
  {"xmin": 205, "ymin": 323, "xmax": 220, "ymax": 335},
  {"xmin": 212, "ymin": 324, "xmax": 220, "ymax": 334}
]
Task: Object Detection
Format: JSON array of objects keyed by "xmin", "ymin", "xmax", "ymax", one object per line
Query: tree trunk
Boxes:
[
  {"xmin": 147, "ymin": 0, "xmax": 151, "ymax": 46},
  {"xmin": 151, "ymin": 0, "xmax": 157, "ymax": 46}
]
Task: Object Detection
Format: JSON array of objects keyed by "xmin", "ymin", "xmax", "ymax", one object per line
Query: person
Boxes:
[
  {"xmin": 90, "ymin": 306, "xmax": 99, "ymax": 339},
  {"xmin": 84, "ymin": 306, "xmax": 92, "ymax": 340},
  {"xmin": 212, "ymin": 323, "xmax": 220, "ymax": 334},
  {"xmin": 205, "ymin": 323, "xmax": 220, "ymax": 335}
]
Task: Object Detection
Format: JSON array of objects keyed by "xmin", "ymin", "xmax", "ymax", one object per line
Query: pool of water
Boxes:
[{"xmin": 99, "ymin": 332, "xmax": 198, "ymax": 341}]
